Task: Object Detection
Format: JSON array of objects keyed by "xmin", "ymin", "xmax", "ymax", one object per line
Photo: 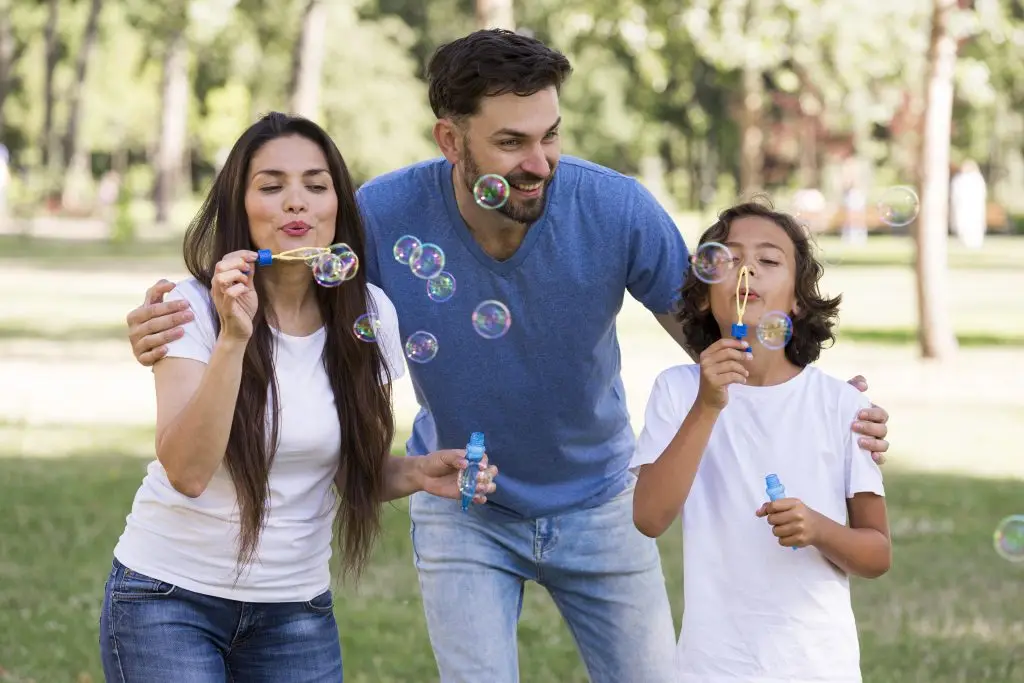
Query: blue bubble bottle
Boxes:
[{"xmin": 459, "ymin": 432, "xmax": 486, "ymax": 511}]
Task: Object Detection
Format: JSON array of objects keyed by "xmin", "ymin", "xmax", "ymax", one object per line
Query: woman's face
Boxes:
[{"xmin": 244, "ymin": 134, "xmax": 338, "ymax": 254}]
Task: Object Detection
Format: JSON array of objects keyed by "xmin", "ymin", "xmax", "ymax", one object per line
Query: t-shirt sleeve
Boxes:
[
  {"xmin": 844, "ymin": 391, "xmax": 885, "ymax": 498},
  {"xmin": 625, "ymin": 181, "xmax": 691, "ymax": 315},
  {"xmin": 367, "ymin": 284, "xmax": 406, "ymax": 385},
  {"xmin": 356, "ymin": 189, "xmax": 384, "ymax": 289},
  {"xmin": 161, "ymin": 280, "xmax": 217, "ymax": 366},
  {"xmin": 631, "ymin": 366, "xmax": 698, "ymax": 468}
]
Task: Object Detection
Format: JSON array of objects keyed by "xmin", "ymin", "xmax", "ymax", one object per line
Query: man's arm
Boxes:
[
  {"xmin": 654, "ymin": 312, "xmax": 697, "ymax": 361},
  {"xmin": 127, "ymin": 280, "xmax": 195, "ymax": 366}
]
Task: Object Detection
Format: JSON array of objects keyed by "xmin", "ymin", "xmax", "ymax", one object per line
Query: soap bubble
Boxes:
[
  {"xmin": 405, "ymin": 330, "xmax": 439, "ymax": 364},
  {"xmin": 329, "ymin": 243, "xmax": 359, "ymax": 281},
  {"xmin": 312, "ymin": 253, "xmax": 346, "ymax": 288},
  {"xmin": 691, "ymin": 242, "xmax": 734, "ymax": 284},
  {"xmin": 393, "ymin": 235, "xmax": 421, "ymax": 264},
  {"xmin": 877, "ymin": 186, "xmax": 920, "ymax": 227},
  {"xmin": 472, "ymin": 300, "xmax": 512, "ymax": 339},
  {"xmin": 756, "ymin": 311, "xmax": 793, "ymax": 350},
  {"xmin": 473, "ymin": 174, "xmax": 510, "ymax": 210},
  {"xmin": 352, "ymin": 314, "xmax": 381, "ymax": 342},
  {"xmin": 426, "ymin": 271, "xmax": 456, "ymax": 302},
  {"xmin": 409, "ymin": 243, "xmax": 446, "ymax": 280},
  {"xmin": 994, "ymin": 515, "xmax": 1024, "ymax": 562}
]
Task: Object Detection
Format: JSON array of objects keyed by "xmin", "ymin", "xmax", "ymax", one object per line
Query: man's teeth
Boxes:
[{"xmin": 512, "ymin": 182, "xmax": 542, "ymax": 191}]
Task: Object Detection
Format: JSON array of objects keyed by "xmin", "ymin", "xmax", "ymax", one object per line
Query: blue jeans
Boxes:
[
  {"xmin": 99, "ymin": 558, "xmax": 343, "ymax": 682},
  {"xmin": 410, "ymin": 477, "xmax": 678, "ymax": 683}
]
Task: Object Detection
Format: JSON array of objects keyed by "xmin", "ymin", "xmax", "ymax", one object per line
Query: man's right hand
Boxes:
[{"xmin": 126, "ymin": 279, "xmax": 194, "ymax": 367}]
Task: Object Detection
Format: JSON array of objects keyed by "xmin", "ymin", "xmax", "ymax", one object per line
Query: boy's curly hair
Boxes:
[{"xmin": 676, "ymin": 198, "xmax": 842, "ymax": 368}]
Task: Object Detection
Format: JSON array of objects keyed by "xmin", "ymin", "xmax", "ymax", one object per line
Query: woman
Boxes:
[{"xmin": 99, "ymin": 112, "xmax": 498, "ymax": 683}]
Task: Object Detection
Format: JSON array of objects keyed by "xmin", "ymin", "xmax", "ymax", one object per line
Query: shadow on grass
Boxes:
[
  {"xmin": 0, "ymin": 322, "xmax": 128, "ymax": 342},
  {"xmin": 0, "ymin": 455, "xmax": 1021, "ymax": 683},
  {"xmin": 839, "ymin": 327, "xmax": 1024, "ymax": 348}
]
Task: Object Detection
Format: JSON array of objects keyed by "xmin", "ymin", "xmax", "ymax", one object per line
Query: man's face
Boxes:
[{"xmin": 459, "ymin": 87, "xmax": 562, "ymax": 224}]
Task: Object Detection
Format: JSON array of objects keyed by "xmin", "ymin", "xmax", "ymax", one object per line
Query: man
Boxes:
[{"xmin": 125, "ymin": 29, "xmax": 890, "ymax": 683}]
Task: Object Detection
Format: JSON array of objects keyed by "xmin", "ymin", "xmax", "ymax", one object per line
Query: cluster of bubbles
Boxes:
[
  {"xmin": 350, "ymin": 176, "xmax": 515, "ymax": 361},
  {"xmin": 690, "ymin": 241, "xmax": 793, "ymax": 351},
  {"xmin": 994, "ymin": 514, "xmax": 1024, "ymax": 563},
  {"xmin": 289, "ymin": 244, "xmax": 360, "ymax": 288}
]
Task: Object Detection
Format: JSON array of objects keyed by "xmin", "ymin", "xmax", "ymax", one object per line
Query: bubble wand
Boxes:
[
  {"xmin": 732, "ymin": 265, "xmax": 751, "ymax": 340},
  {"xmin": 255, "ymin": 243, "xmax": 359, "ymax": 288}
]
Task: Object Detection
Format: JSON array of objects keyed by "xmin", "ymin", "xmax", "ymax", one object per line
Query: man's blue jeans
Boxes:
[
  {"xmin": 99, "ymin": 558, "xmax": 343, "ymax": 682},
  {"xmin": 410, "ymin": 476, "xmax": 678, "ymax": 682}
]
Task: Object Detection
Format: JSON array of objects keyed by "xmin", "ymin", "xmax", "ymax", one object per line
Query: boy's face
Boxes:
[{"xmin": 707, "ymin": 216, "xmax": 799, "ymax": 340}]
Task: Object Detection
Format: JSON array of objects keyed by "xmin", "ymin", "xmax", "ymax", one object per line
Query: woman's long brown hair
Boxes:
[{"xmin": 181, "ymin": 112, "xmax": 394, "ymax": 579}]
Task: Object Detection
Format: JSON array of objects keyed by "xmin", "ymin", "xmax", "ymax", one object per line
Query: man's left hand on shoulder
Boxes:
[{"xmin": 847, "ymin": 375, "xmax": 889, "ymax": 465}]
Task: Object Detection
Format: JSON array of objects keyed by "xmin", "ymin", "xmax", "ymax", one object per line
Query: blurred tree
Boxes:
[
  {"xmin": 915, "ymin": 0, "xmax": 962, "ymax": 359},
  {"xmin": 289, "ymin": 0, "xmax": 327, "ymax": 119},
  {"xmin": 476, "ymin": 0, "xmax": 514, "ymax": 30}
]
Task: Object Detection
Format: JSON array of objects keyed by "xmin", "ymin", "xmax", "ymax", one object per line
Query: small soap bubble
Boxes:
[
  {"xmin": 473, "ymin": 174, "xmax": 510, "ymax": 210},
  {"xmin": 756, "ymin": 311, "xmax": 793, "ymax": 350},
  {"xmin": 352, "ymin": 313, "xmax": 381, "ymax": 342},
  {"xmin": 409, "ymin": 243, "xmax": 446, "ymax": 280},
  {"xmin": 994, "ymin": 514, "xmax": 1024, "ymax": 562},
  {"xmin": 472, "ymin": 300, "xmax": 512, "ymax": 339},
  {"xmin": 691, "ymin": 242, "xmax": 734, "ymax": 284},
  {"xmin": 877, "ymin": 186, "xmax": 920, "ymax": 227},
  {"xmin": 405, "ymin": 330, "xmax": 439, "ymax": 364},
  {"xmin": 312, "ymin": 253, "xmax": 346, "ymax": 288},
  {"xmin": 426, "ymin": 271, "xmax": 456, "ymax": 302},
  {"xmin": 393, "ymin": 235, "xmax": 421, "ymax": 264}
]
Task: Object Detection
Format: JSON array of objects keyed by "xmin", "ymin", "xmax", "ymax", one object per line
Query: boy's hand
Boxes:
[
  {"xmin": 756, "ymin": 497, "xmax": 822, "ymax": 548},
  {"xmin": 696, "ymin": 338, "xmax": 752, "ymax": 411}
]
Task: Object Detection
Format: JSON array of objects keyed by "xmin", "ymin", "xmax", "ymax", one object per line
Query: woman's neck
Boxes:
[{"xmin": 260, "ymin": 264, "xmax": 322, "ymax": 336}]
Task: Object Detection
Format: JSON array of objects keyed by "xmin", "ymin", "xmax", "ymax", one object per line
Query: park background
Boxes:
[{"xmin": 0, "ymin": 0, "xmax": 1022, "ymax": 681}]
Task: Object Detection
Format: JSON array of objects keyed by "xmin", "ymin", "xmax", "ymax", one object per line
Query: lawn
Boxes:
[{"xmin": 1, "ymin": 231, "xmax": 1023, "ymax": 682}]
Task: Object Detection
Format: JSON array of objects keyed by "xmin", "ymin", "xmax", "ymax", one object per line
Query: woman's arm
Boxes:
[
  {"xmin": 153, "ymin": 337, "xmax": 247, "ymax": 498},
  {"xmin": 633, "ymin": 403, "xmax": 720, "ymax": 539},
  {"xmin": 810, "ymin": 494, "xmax": 892, "ymax": 578},
  {"xmin": 381, "ymin": 455, "xmax": 423, "ymax": 502}
]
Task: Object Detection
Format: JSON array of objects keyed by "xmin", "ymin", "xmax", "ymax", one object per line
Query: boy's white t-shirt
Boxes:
[
  {"xmin": 631, "ymin": 363, "xmax": 885, "ymax": 683},
  {"xmin": 113, "ymin": 277, "xmax": 406, "ymax": 602}
]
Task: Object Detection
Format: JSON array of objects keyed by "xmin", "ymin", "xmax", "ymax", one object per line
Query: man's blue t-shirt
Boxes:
[{"xmin": 356, "ymin": 156, "xmax": 689, "ymax": 519}]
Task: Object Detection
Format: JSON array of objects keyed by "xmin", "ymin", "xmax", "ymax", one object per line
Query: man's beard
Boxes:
[{"xmin": 462, "ymin": 146, "xmax": 552, "ymax": 224}]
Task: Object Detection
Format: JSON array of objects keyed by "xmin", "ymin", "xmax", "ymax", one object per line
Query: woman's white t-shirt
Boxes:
[{"xmin": 112, "ymin": 277, "xmax": 406, "ymax": 602}]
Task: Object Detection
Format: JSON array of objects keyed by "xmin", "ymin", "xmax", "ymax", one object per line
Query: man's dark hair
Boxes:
[
  {"xmin": 676, "ymin": 198, "xmax": 842, "ymax": 368},
  {"xmin": 426, "ymin": 29, "xmax": 573, "ymax": 120}
]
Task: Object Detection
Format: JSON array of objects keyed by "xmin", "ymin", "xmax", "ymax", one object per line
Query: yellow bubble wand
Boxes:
[
  {"xmin": 732, "ymin": 265, "xmax": 751, "ymax": 340},
  {"xmin": 256, "ymin": 243, "xmax": 354, "ymax": 267}
]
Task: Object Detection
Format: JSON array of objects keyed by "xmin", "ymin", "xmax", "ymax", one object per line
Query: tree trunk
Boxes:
[
  {"xmin": 154, "ymin": 29, "xmax": 190, "ymax": 224},
  {"xmin": 61, "ymin": 0, "xmax": 103, "ymax": 170},
  {"xmin": 41, "ymin": 0, "xmax": 60, "ymax": 168},
  {"xmin": 475, "ymin": 0, "xmax": 515, "ymax": 30},
  {"xmin": 739, "ymin": 65, "xmax": 764, "ymax": 195},
  {"xmin": 0, "ymin": 7, "xmax": 30, "ymax": 139},
  {"xmin": 289, "ymin": 0, "xmax": 327, "ymax": 120},
  {"xmin": 914, "ymin": 0, "xmax": 959, "ymax": 360}
]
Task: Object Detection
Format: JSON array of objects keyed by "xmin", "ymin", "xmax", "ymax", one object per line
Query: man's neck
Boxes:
[{"xmin": 452, "ymin": 168, "xmax": 530, "ymax": 261}]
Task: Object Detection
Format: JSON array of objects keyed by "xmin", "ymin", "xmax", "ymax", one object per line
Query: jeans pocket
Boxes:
[
  {"xmin": 111, "ymin": 566, "xmax": 177, "ymax": 600},
  {"xmin": 303, "ymin": 589, "xmax": 334, "ymax": 615}
]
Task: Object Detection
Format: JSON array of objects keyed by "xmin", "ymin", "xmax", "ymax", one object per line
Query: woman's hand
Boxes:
[
  {"xmin": 418, "ymin": 449, "xmax": 498, "ymax": 505},
  {"xmin": 212, "ymin": 251, "xmax": 259, "ymax": 341}
]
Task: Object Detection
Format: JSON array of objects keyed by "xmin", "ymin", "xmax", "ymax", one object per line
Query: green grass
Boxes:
[{"xmin": 0, "ymin": 437, "xmax": 1022, "ymax": 683}]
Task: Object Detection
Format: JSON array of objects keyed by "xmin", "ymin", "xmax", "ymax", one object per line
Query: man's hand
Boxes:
[
  {"xmin": 847, "ymin": 375, "xmax": 889, "ymax": 465},
  {"xmin": 126, "ymin": 279, "xmax": 193, "ymax": 367}
]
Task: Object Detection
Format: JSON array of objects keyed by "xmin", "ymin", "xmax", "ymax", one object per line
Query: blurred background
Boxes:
[{"xmin": 0, "ymin": 0, "xmax": 1022, "ymax": 681}]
